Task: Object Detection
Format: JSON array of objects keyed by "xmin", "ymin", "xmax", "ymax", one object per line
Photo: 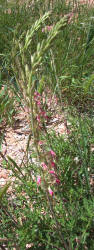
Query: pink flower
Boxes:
[
  {"xmin": 38, "ymin": 140, "xmax": 44, "ymax": 145},
  {"xmin": 51, "ymin": 161, "xmax": 56, "ymax": 168},
  {"xmin": 36, "ymin": 100, "xmax": 41, "ymax": 106},
  {"xmin": 56, "ymin": 178, "xmax": 60, "ymax": 184},
  {"xmin": 42, "ymin": 25, "xmax": 53, "ymax": 32},
  {"xmin": 47, "ymin": 25, "xmax": 53, "ymax": 31},
  {"xmin": 42, "ymin": 27, "xmax": 45, "ymax": 32},
  {"xmin": 34, "ymin": 91, "xmax": 40, "ymax": 97},
  {"xmin": 40, "ymin": 111, "xmax": 46, "ymax": 117},
  {"xmin": 49, "ymin": 170, "xmax": 56, "ymax": 176},
  {"xmin": 45, "ymin": 115, "xmax": 49, "ymax": 120},
  {"xmin": 48, "ymin": 186, "xmax": 53, "ymax": 196},
  {"xmin": 37, "ymin": 176, "xmax": 41, "ymax": 185},
  {"xmin": 49, "ymin": 150, "xmax": 56, "ymax": 158},
  {"xmin": 36, "ymin": 114, "xmax": 41, "ymax": 122},
  {"xmin": 41, "ymin": 162, "xmax": 48, "ymax": 170},
  {"xmin": 34, "ymin": 92, "xmax": 41, "ymax": 102},
  {"xmin": 34, "ymin": 96, "xmax": 37, "ymax": 101}
]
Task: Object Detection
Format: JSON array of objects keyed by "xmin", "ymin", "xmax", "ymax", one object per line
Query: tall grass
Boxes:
[{"xmin": 0, "ymin": 0, "xmax": 94, "ymax": 249}]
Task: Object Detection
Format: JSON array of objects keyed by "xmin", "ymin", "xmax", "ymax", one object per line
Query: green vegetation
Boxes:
[{"xmin": 0, "ymin": 0, "xmax": 94, "ymax": 249}]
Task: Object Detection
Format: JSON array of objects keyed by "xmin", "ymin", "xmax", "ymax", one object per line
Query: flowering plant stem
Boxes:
[
  {"xmin": 11, "ymin": 13, "xmax": 71, "ymax": 249},
  {"xmin": 29, "ymin": 91, "xmax": 69, "ymax": 249}
]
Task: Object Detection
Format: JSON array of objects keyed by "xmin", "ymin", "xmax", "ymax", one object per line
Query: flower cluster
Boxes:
[
  {"xmin": 37, "ymin": 149, "xmax": 60, "ymax": 196},
  {"xmin": 34, "ymin": 91, "xmax": 48, "ymax": 128},
  {"xmin": 34, "ymin": 91, "xmax": 60, "ymax": 196}
]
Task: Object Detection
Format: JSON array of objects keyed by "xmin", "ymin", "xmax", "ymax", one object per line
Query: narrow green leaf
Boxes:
[
  {"xmin": 0, "ymin": 182, "xmax": 11, "ymax": 202},
  {"xmin": 7, "ymin": 156, "xmax": 25, "ymax": 177}
]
